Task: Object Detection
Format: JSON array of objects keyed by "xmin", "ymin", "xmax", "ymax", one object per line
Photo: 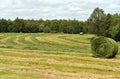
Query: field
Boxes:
[{"xmin": 0, "ymin": 33, "xmax": 120, "ymax": 79}]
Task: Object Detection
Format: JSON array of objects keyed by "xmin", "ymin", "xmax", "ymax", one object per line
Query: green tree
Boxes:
[
  {"xmin": 24, "ymin": 20, "xmax": 39, "ymax": 33},
  {"xmin": 0, "ymin": 19, "xmax": 9, "ymax": 32},
  {"xmin": 43, "ymin": 26, "xmax": 51, "ymax": 33},
  {"xmin": 111, "ymin": 24, "xmax": 120, "ymax": 41},
  {"xmin": 38, "ymin": 23, "xmax": 44, "ymax": 32},
  {"xmin": 12, "ymin": 18, "xmax": 25, "ymax": 32},
  {"xmin": 103, "ymin": 14, "xmax": 112, "ymax": 37},
  {"xmin": 87, "ymin": 7, "xmax": 105, "ymax": 35}
]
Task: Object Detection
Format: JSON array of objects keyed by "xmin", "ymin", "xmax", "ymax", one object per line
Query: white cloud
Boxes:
[{"xmin": 0, "ymin": 0, "xmax": 119, "ymax": 20}]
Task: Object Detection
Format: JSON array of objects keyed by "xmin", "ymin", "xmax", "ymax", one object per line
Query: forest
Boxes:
[{"xmin": 0, "ymin": 8, "xmax": 120, "ymax": 40}]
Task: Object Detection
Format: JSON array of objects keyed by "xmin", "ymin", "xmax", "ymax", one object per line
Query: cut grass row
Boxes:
[
  {"xmin": 0, "ymin": 49, "xmax": 120, "ymax": 79},
  {"xmin": 0, "ymin": 33, "xmax": 91, "ymax": 53}
]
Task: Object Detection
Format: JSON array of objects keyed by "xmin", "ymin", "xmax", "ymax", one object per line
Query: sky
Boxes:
[{"xmin": 0, "ymin": 0, "xmax": 120, "ymax": 21}]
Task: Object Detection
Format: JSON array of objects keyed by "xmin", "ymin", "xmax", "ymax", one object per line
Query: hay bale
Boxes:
[
  {"xmin": 91, "ymin": 36, "xmax": 118, "ymax": 58},
  {"xmin": 80, "ymin": 32, "xmax": 84, "ymax": 35}
]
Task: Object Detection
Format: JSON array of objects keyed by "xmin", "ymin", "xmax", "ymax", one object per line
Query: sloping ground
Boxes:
[{"xmin": 0, "ymin": 33, "xmax": 119, "ymax": 79}]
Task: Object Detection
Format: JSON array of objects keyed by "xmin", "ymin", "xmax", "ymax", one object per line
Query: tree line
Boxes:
[
  {"xmin": 0, "ymin": 7, "xmax": 120, "ymax": 40},
  {"xmin": 0, "ymin": 18, "xmax": 86, "ymax": 34}
]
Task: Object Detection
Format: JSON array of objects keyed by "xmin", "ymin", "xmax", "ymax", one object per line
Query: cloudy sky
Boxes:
[{"xmin": 0, "ymin": 0, "xmax": 120, "ymax": 21}]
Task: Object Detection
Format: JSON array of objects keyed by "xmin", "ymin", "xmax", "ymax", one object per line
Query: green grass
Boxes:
[{"xmin": 0, "ymin": 33, "xmax": 119, "ymax": 79}]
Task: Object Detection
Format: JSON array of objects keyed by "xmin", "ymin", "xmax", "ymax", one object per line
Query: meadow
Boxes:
[{"xmin": 0, "ymin": 33, "xmax": 119, "ymax": 79}]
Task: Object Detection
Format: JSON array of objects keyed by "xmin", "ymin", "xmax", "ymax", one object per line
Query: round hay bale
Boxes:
[
  {"xmin": 80, "ymin": 32, "xmax": 84, "ymax": 35},
  {"xmin": 91, "ymin": 36, "xmax": 118, "ymax": 58}
]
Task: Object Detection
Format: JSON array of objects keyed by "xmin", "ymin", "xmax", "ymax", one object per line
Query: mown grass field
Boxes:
[{"xmin": 0, "ymin": 33, "xmax": 120, "ymax": 79}]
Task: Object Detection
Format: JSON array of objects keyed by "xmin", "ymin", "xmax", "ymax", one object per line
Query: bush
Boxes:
[{"xmin": 91, "ymin": 36, "xmax": 118, "ymax": 58}]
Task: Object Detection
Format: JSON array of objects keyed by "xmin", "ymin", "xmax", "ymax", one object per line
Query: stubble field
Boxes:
[{"xmin": 0, "ymin": 33, "xmax": 119, "ymax": 79}]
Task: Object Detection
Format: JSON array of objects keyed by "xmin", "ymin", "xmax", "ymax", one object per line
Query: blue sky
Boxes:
[{"xmin": 0, "ymin": 0, "xmax": 120, "ymax": 20}]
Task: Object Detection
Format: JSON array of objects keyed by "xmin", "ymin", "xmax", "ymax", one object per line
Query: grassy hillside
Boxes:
[{"xmin": 0, "ymin": 33, "xmax": 119, "ymax": 79}]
